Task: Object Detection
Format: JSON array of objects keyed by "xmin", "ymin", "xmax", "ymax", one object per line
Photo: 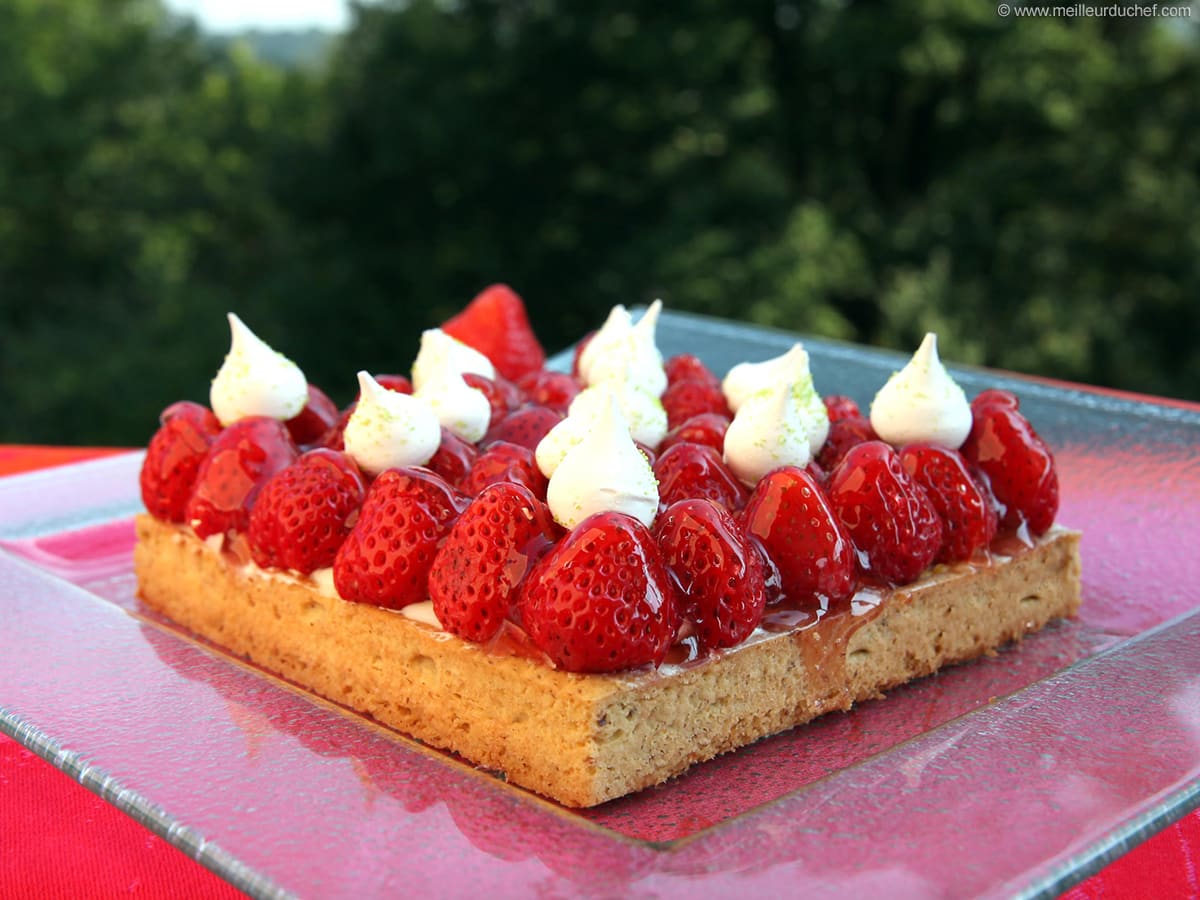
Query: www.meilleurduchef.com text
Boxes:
[{"xmin": 997, "ymin": 3, "xmax": 1193, "ymax": 16}]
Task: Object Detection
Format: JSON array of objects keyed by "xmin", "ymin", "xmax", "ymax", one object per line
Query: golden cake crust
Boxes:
[{"xmin": 134, "ymin": 514, "xmax": 1081, "ymax": 807}]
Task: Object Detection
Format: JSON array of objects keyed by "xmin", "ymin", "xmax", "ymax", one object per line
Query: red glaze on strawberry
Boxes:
[
  {"xmin": 333, "ymin": 467, "xmax": 468, "ymax": 609},
  {"xmin": 140, "ymin": 401, "xmax": 222, "ymax": 522},
  {"xmin": 461, "ymin": 440, "xmax": 548, "ymax": 499},
  {"xmin": 247, "ymin": 449, "xmax": 366, "ymax": 573},
  {"xmin": 442, "ymin": 284, "xmax": 546, "ymax": 381},
  {"xmin": 463, "ymin": 372, "xmax": 520, "ymax": 426},
  {"xmin": 429, "ymin": 482, "xmax": 558, "ymax": 643},
  {"xmin": 426, "ymin": 427, "xmax": 478, "ymax": 488},
  {"xmin": 655, "ymin": 498, "xmax": 766, "ymax": 652},
  {"xmin": 653, "ymin": 442, "xmax": 748, "ymax": 512},
  {"xmin": 899, "ymin": 443, "xmax": 998, "ymax": 563},
  {"xmin": 742, "ymin": 465, "xmax": 858, "ymax": 604},
  {"xmin": 482, "ymin": 404, "xmax": 564, "ymax": 451},
  {"xmin": 823, "ymin": 395, "xmax": 863, "ymax": 423},
  {"xmin": 816, "ymin": 414, "xmax": 878, "ymax": 471},
  {"xmin": 514, "ymin": 369, "xmax": 581, "ymax": 413},
  {"xmin": 571, "ymin": 332, "xmax": 595, "ymax": 378},
  {"xmin": 961, "ymin": 393, "xmax": 1059, "ymax": 535},
  {"xmin": 826, "ymin": 441, "xmax": 944, "ymax": 585},
  {"xmin": 973, "ymin": 388, "xmax": 1020, "ymax": 411},
  {"xmin": 659, "ymin": 413, "xmax": 730, "ymax": 454},
  {"xmin": 664, "ymin": 354, "xmax": 721, "ymax": 390},
  {"xmin": 186, "ymin": 416, "xmax": 299, "ymax": 539},
  {"xmin": 520, "ymin": 512, "xmax": 679, "ymax": 673},
  {"xmin": 285, "ymin": 384, "xmax": 340, "ymax": 446},
  {"xmin": 662, "ymin": 378, "xmax": 731, "ymax": 430},
  {"xmin": 375, "ymin": 374, "xmax": 414, "ymax": 395}
]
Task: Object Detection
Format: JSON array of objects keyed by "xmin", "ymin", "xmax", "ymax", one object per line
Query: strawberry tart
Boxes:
[{"xmin": 134, "ymin": 286, "xmax": 1081, "ymax": 808}]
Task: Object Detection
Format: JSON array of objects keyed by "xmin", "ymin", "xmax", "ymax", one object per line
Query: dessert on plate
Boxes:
[{"xmin": 134, "ymin": 286, "xmax": 1081, "ymax": 808}]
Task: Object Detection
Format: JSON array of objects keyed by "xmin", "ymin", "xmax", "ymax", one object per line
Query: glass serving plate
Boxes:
[{"xmin": 3, "ymin": 311, "xmax": 1200, "ymax": 898}]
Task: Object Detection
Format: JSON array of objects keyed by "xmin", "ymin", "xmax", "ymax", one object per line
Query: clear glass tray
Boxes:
[{"xmin": 3, "ymin": 311, "xmax": 1199, "ymax": 898}]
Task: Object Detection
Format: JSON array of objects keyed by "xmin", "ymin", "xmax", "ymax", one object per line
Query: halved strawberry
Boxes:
[
  {"xmin": 961, "ymin": 393, "xmax": 1058, "ymax": 535},
  {"xmin": 186, "ymin": 416, "xmax": 299, "ymax": 539},
  {"xmin": 826, "ymin": 441, "xmax": 943, "ymax": 585},
  {"xmin": 140, "ymin": 401, "xmax": 222, "ymax": 522},
  {"xmin": 429, "ymin": 482, "xmax": 558, "ymax": 643},
  {"xmin": 742, "ymin": 465, "xmax": 858, "ymax": 604},
  {"xmin": 248, "ymin": 449, "xmax": 367, "ymax": 573},
  {"xmin": 899, "ymin": 443, "xmax": 998, "ymax": 562},
  {"xmin": 655, "ymin": 498, "xmax": 766, "ymax": 651},
  {"xmin": 520, "ymin": 511, "xmax": 679, "ymax": 673},
  {"xmin": 654, "ymin": 442, "xmax": 748, "ymax": 512},
  {"xmin": 333, "ymin": 467, "xmax": 468, "ymax": 609},
  {"xmin": 442, "ymin": 284, "xmax": 546, "ymax": 381}
]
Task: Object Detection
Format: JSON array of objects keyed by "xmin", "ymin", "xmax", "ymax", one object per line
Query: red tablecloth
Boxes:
[{"xmin": 0, "ymin": 445, "xmax": 1194, "ymax": 898}]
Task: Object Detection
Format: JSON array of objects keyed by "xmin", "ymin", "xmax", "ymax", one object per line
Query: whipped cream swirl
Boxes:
[
  {"xmin": 210, "ymin": 313, "xmax": 309, "ymax": 426},
  {"xmin": 870, "ymin": 333, "xmax": 972, "ymax": 448}
]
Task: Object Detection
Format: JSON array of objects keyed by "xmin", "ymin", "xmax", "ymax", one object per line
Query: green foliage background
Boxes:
[{"xmin": 3, "ymin": 0, "xmax": 1198, "ymax": 445}]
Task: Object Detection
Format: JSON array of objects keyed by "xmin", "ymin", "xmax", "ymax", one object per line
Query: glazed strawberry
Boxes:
[
  {"xmin": 520, "ymin": 511, "xmax": 679, "ymax": 673},
  {"xmin": 333, "ymin": 467, "xmax": 467, "ymax": 609},
  {"xmin": 823, "ymin": 395, "xmax": 863, "ymax": 423},
  {"xmin": 375, "ymin": 374, "xmax": 414, "ymax": 395},
  {"xmin": 661, "ymin": 378, "xmax": 731, "ymax": 430},
  {"xmin": 815, "ymin": 414, "xmax": 878, "ymax": 471},
  {"xmin": 463, "ymin": 372, "xmax": 520, "ymax": 426},
  {"xmin": 899, "ymin": 444, "xmax": 998, "ymax": 562},
  {"xmin": 961, "ymin": 394, "xmax": 1058, "ymax": 535},
  {"xmin": 653, "ymin": 442, "xmax": 748, "ymax": 512},
  {"xmin": 571, "ymin": 332, "xmax": 595, "ymax": 378},
  {"xmin": 826, "ymin": 441, "xmax": 943, "ymax": 585},
  {"xmin": 664, "ymin": 354, "xmax": 721, "ymax": 390},
  {"xmin": 429, "ymin": 482, "xmax": 558, "ymax": 643},
  {"xmin": 461, "ymin": 440, "xmax": 548, "ymax": 499},
  {"xmin": 482, "ymin": 404, "xmax": 564, "ymax": 451},
  {"xmin": 658, "ymin": 412, "xmax": 730, "ymax": 454},
  {"xmin": 514, "ymin": 369, "xmax": 581, "ymax": 413},
  {"xmin": 742, "ymin": 466, "xmax": 858, "ymax": 603},
  {"xmin": 285, "ymin": 384, "xmax": 340, "ymax": 446},
  {"xmin": 140, "ymin": 401, "xmax": 222, "ymax": 522},
  {"xmin": 247, "ymin": 449, "xmax": 366, "ymax": 573},
  {"xmin": 973, "ymin": 388, "xmax": 1019, "ymax": 411},
  {"xmin": 426, "ymin": 427, "xmax": 478, "ymax": 488},
  {"xmin": 442, "ymin": 284, "xmax": 546, "ymax": 381},
  {"xmin": 186, "ymin": 416, "xmax": 299, "ymax": 539},
  {"xmin": 655, "ymin": 498, "xmax": 766, "ymax": 651}
]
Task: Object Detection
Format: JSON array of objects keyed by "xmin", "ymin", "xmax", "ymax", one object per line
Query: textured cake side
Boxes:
[{"xmin": 134, "ymin": 514, "xmax": 1081, "ymax": 807}]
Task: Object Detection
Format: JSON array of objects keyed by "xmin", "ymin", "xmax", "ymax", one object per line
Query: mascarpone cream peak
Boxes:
[
  {"xmin": 343, "ymin": 371, "xmax": 441, "ymax": 475},
  {"xmin": 577, "ymin": 300, "xmax": 668, "ymax": 398},
  {"xmin": 210, "ymin": 313, "xmax": 309, "ymax": 426},
  {"xmin": 870, "ymin": 333, "xmax": 972, "ymax": 449},
  {"xmin": 546, "ymin": 391, "xmax": 659, "ymax": 530},
  {"xmin": 414, "ymin": 367, "xmax": 491, "ymax": 443},
  {"xmin": 410, "ymin": 328, "xmax": 495, "ymax": 393},
  {"xmin": 723, "ymin": 381, "xmax": 815, "ymax": 485}
]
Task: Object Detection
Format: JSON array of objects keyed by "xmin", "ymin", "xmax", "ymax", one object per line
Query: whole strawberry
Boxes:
[
  {"xmin": 442, "ymin": 284, "xmax": 546, "ymax": 381},
  {"xmin": 333, "ymin": 467, "xmax": 468, "ymax": 609},
  {"xmin": 429, "ymin": 482, "xmax": 558, "ymax": 643},
  {"xmin": 899, "ymin": 443, "xmax": 998, "ymax": 562},
  {"xmin": 961, "ymin": 392, "xmax": 1059, "ymax": 535},
  {"xmin": 186, "ymin": 416, "xmax": 299, "ymax": 539},
  {"xmin": 742, "ymin": 465, "xmax": 858, "ymax": 604},
  {"xmin": 816, "ymin": 414, "xmax": 878, "ymax": 472},
  {"xmin": 426, "ymin": 427, "xmax": 478, "ymax": 488},
  {"xmin": 662, "ymin": 378, "xmax": 731, "ymax": 430},
  {"xmin": 248, "ymin": 449, "xmax": 367, "ymax": 573},
  {"xmin": 140, "ymin": 401, "xmax": 222, "ymax": 522},
  {"xmin": 664, "ymin": 354, "xmax": 721, "ymax": 390},
  {"xmin": 463, "ymin": 373, "xmax": 520, "ymax": 426},
  {"xmin": 659, "ymin": 412, "xmax": 730, "ymax": 454},
  {"xmin": 285, "ymin": 383, "xmax": 341, "ymax": 447},
  {"xmin": 520, "ymin": 512, "xmax": 679, "ymax": 673},
  {"xmin": 461, "ymin": 440, "xmax": 548, "ymax": 499},
  {"xmin": 654, "ymin": 442, "xmax": 748, "ymax": 512},
  {"xmin": 655, "ymin": 498, "xmax": 766, "ymax": 652},
  {"xmin": 515, "ymin": 369, "xmax": 582, "ymax": 412},
  {"xmin": 482, "ymin": 404, "xmax": 564, "ymax": 451},
  {"xmin": 826, "ymin": 441, "xmax": 943, "ymax": 585}
]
